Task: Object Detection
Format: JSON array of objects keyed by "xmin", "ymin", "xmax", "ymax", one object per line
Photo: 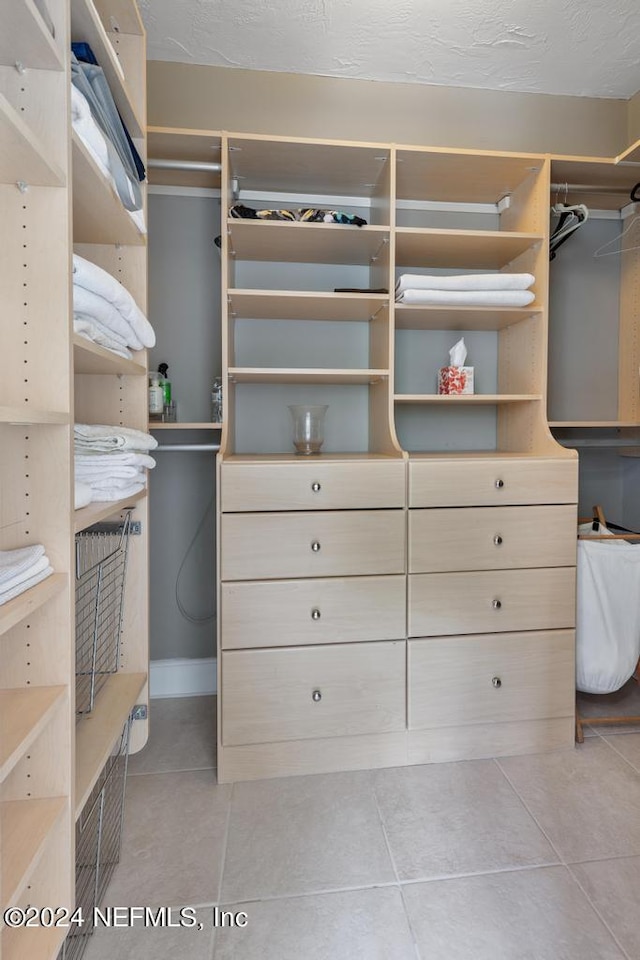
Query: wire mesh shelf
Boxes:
[
  {"xmin": 75, "ymin": 512, "xmax": 132, "ymax": 715},
  {"xmin": 58, "ymin": 718, "xmax": 131, "ymax": 960}
]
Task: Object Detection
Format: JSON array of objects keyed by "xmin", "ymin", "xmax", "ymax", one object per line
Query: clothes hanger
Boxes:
[
  {"xmin": 549, "ymin": 202, "xmax": 589, "ymax": 260},
  {"xmin": 593, "ymin": 212, "xmax": 640, "ymax": 258}
]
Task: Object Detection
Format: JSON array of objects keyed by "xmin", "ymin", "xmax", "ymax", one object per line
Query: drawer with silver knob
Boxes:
[
  {"xmin": 408, "ymin": 631, "xmax": 574, "ymax": 729},
  {"xmin": 221, "ymin": 640, "xmax": 406, "ymax": 746},
  {"xmin": 221, "ymin": 575, "xmax": 406, "ymax": 649},
  {"xmin": 220, "ymin": 510, "xmax": 405, "ymax": 581},
  {"xmin": 220, "ymin": 460, "xmax": 405, "ymax": 511},
  {"xmin": 408, "ymin": 567, "xmax": 576, "ymax": 636},
  {"xmin": 408, "ymin": 457, "xmax": 578, "ymax": 508},
  {"xmin": 409, "ymin": 505, "xmax": 576, "ymax": 573}
]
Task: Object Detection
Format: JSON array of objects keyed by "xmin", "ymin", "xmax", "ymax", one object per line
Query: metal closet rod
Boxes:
[
  {"xmin": 148, "ymin": 158, "xmax": 222, "ymax": 173},
  {"xmin": 551, "ymin": 182, "xmax": 632, "ymax": 195},
  {"xmin": 156, "ymin": 444, "xmax": 221, "ymax": 452}
]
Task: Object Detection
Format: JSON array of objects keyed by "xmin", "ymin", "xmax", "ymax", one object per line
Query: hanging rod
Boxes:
[
  {"xmin": 551, "ymin": 182, "xmax": 632, "ymax": 195},
  {"xmin": 155, "ymin": 444, "xmax": 220, "ymax": 452},
  {"xmin": 148, "ymin": 159, "xmax": 222, "ymax": 173}
]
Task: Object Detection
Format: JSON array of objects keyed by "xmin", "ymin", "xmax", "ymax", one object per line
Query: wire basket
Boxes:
[
  {"xmin": 75, "ymin": 512, "xmax": 132, "ymax": 715},
  {"xmin": 58, "ymin": 718, "xmax": 131, "ymax": 960}
]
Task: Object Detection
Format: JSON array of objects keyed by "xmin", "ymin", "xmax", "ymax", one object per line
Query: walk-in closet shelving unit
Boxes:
[
  {"xmin": 2, "ymin": 0, "xmax": 148, "ymax": 956},
  {"xmin": 1, "ymin": 1, "xmax": 73, "ymax": 958}
]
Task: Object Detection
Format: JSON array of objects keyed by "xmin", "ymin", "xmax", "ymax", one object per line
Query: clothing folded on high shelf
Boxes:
[
  {"xmin": 229, "ymin": 203, "xmax": 367, "ymax": 226},
  {"xmin": 70, "ymin": 47, "xmax": 146, "ymax": 235},
  {"xmin": 0, "ymin": 545, "xmax": 53, "ymax": 606},
  {"xmin": 395, "ymin": 272, "xmax": 536, "ymax": 307},
  {"xmin": 74, "ymin": 425, "xmax": 157, "ymax": 507},
  {"xmin": 73, "ymin": 254, "xmax": 155, "ymax": 357}
]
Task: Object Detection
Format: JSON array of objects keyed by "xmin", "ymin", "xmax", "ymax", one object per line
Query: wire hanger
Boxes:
[{"xmin": 593, "ymin": 213, "xmax": 640, "ymax": 258}]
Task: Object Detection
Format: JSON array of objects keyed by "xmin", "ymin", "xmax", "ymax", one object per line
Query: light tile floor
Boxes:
[{"xmin": 83, "ymin": 694, "xmax": 640, "ymax": 960}]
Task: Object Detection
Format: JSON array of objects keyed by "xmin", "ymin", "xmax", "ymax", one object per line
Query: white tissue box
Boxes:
[{"xmin": 438, "ymin": 366, "xmax": 475, "ymax": 395}]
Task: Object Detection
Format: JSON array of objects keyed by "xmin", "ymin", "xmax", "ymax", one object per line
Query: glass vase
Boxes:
[{"xmin": 288, "ymin": 404, "xmax": 328, "ymax": 455}]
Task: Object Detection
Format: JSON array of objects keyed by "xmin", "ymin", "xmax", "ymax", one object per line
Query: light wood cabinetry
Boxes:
[
  {"xmin": 2, "ymin": 2, "xmax": 148, "ymax": 957},
  {"xmin": 197, "ymin": 133, "xmax": 579, "ymax": 781}
]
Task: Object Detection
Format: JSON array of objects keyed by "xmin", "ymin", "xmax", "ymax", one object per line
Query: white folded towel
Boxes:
[
  {"xmin": 76, "ymin": 465, "xmax": 144, "ymax": 481},
  {"xmin": 395, "ymin": 272, "xmax": 535, "ymax": 295},
  {"xmin": 87, "ymin": 482, "xmax": 146, "ymax": 503},
  {"xmin": 0, "ymin": 545, "xmax": 46, "ymax": 585},
  {"xmin": 0, "ymin": 566, "xmax": 54, "ymax": 606},
  {"xmin": 74, "ymin": 317, "xmax": 133, "ymax": 360},
  {"xmin": 396, "ymin": 289, "xmax": 536, "ymax": 307},
  {"xmin": 0, "ymin": 555, "xmax": 51, "ymax": 596},
  {"xmin": 74, "ymin": 423, "xmax": 158, "ymax": 453},
  {"xmin": 73, "ymin": 254, "xmax": 155, "ymax": 349},
  {"xmin": 73, "ymin": 286, "xmax": 143, "ymax": 351},
  {"xmin": 75, "ymin": 452, "xmax": 156, "ymax": 469},
  {"xmin": 74, "ymin": 481, "xmax": 93, "ymax": 510}
]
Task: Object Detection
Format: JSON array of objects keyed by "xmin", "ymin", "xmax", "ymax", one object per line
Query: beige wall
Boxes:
[
  {"xmin": 628, "ymin": 90, "xmax": 640, "ymax": 149},
  {"xmin": 147, "ymin": 61, "xmax": 630, "ymax": 157}
]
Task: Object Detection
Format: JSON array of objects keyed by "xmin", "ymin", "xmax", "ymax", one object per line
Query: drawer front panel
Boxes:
[
  {"xmin": 222, "ymin": 641, "xmax": 406, "ymax": 745},
  {"xmin": 220, "ymin": 460, "xmax": 405, "ymax": 511},
  {"xmin": 409, "ymin": 505, "xmax": 576, "ymax": 573},
  {"xmin": 221, "ymin": 510, "xmax": 406, "ymax": 581},
  {"xmin": 409, "ymin": 631, "xmax": 575, "ymax": 729},
  {"xmin": 409, "ymin": 458, "xmax": 578, "ymax": 508},
  {"xmin": 408, "ymin": 567, "xmax": 576, "ymax": 636},
  {"xmin": 221, "ymin": 575, "xmax": 406, "ymax": 649}
]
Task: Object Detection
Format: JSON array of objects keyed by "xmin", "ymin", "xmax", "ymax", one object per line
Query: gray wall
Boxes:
[{"xmin": 148, "ymin": 194, "xmax": 221, "ymax": 660}]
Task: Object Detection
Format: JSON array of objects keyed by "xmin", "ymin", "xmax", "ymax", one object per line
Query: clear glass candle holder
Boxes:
[{"xmin": 288, "ymin": 404, "xmax": 328, "ymax": 455}]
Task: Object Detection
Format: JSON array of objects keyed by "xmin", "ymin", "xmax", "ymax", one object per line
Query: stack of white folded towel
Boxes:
[
  {"xmin": 74, "ymin": 424, "xmax": 158, "ymax": 508},
  {"xmin": 73, "ymin": 254, "xmax": 156, "ymax": 360},
  {"xmin": 71, "ymin": 84, "xmax": 146, "ymax": 235},
  {"xmin": 0, "ymin": 545, "xmax": 53, "ymax": 606},
  {"xmin": 395, "ymin": 273, "xmax": 536, "ymax": 306}
]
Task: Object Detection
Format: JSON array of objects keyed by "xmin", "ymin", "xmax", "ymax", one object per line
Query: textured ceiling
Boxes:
[{"xmin": 140, "ymin": 0, "xmax": 640, "ymax": 100}]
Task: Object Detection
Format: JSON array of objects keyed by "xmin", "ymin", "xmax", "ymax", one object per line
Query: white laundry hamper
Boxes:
[{"xmin": 576, "ymin": 523, "xmax": 640, "ymax": 695}]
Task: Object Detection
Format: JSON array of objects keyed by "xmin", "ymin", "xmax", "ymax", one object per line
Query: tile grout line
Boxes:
[
  {"xmin": 215, "ymin": 780, "xmax": 235, "ymax": 912},
  {"xmin": 565, "ymin": 864, "xmax": 633, "ymax": 960},
  {"xmin": 492, "ymin": 757, "xmax": 566, "ymax": 865},
  {"xmin": 597, "ymin": 733, "xmax": 640, "ymax": 775}
]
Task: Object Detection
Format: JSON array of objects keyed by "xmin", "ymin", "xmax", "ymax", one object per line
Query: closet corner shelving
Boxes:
[{"xmin": 2, "ymin": 0, "xmax": 148, "ymax": 956}]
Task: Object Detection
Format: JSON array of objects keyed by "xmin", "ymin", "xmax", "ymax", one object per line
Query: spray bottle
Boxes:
[{"xmin": 157, "ymin": 362, "xmax": 172, "ymax": 409}]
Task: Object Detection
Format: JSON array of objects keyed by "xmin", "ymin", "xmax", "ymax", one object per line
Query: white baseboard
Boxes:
[{"xmin": 150, "ymin": 657, "xmax": 217, "ymax": 699}]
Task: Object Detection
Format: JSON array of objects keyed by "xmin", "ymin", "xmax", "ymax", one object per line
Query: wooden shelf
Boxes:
[
  {"xmin": 0, "ymin": 687, "xmax": 66, "ymax": 781},
  {"xmin": 92, "ymin": 0, "xmax": 144, "ymax": 35},
  {"xmin": 150, "ymin": 422, "xmax": 222, "ymax": 429},
  {"xmin": 395, "ymin": 394, "xmax": 541, "ymax": 404},
  {"xmin": 395, "ymin": 228, "xmax": 541, "ymax": 269},
  {"xmin": 228, "ymin": 289, "xmax": 389, "ymax": 322},
  {"xmin": 549, "ymin": 421, "xmax": 640, "ymax": 428},
  {"xmin": 225, "ymin": 452, "xmax": 401, "ymax": 463},
  {"xmin": 70, "ymin": 0, "xmax": 143, "ymax": 139},
  {"xmin": 1, "ymin": 0, "xmax": 64, "ymax": 70},
  {"xmin": 0, "ymin": 574, "xmax": 67, "ymax": 640},
  {"xmin": 395, "ymin": 304, "xmax": 542, "ymax": 331},
  {"xmin": 229, "ymin": 367, "xmax": 388, "ymax": 385},
  {"xmin": 72, "ymin": 132, "xmax": 146, "ymax": 245},
  {"xmin": 75, "ymin": 672, "xmax": 146, "ymax": 818},
  {"xmin": 73, "ymin": 334, "xmax": 146, "ymax": 375},
  {"xmin": 396, "ymin": 148, "xmax": 544, "ymax": 204},
  {"xmin": 0, "ymin": 406, "xmax": 69, "ymax": 425},
  {"xmin": 2, "ymin": 797, "xmax": 66, "ymax": 907},
  {"xmin": 2, "ymin": 921, "xmax": 66, "ymax": 960},
  {"xmin": 0, "ymin": 92, "xmax": 65, "ymax": 187},
  {"xmin": 74, "ymin": 489, "xmax": 147, "ymax": 533},
  {"xmin": 228, "ymin": 220, "xmax": 389, "ymax": 265},
  {"xmin": 617, "ymin": 139, "xmax": 640, "ymax": 164},
  {"xmin": 551, "ymin": 156, "xmax": 640, "ymax": 210}
]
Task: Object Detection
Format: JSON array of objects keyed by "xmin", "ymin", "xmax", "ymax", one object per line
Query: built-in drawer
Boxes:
[
  {"xmin": 220, "ymin": 510, "xmax": 405, "ymax": 581},
  {"xmin": 409, "ymin": 457, "xmax": 578, "ymax": 508},
  {"xmin": 409, "ymin": 631, "xmax": 575, "ymax": 729},
  {"xmin": 221, "ymin": 640, "xmax": 406, "ymax": 745},
  {"xmin": 409, "ymin": 505, "xmax": 576, "ymax": 573},
  {"xmin": 408, "ymin": 566, "xmax": 576, "ymax": 636},
  {"xmin": 221, "ymin": 575, "xmax": 406, "ymax": 649},
  {"xmin": 220, "ymin": 460, "xmax": 405, "ymax": 512}
]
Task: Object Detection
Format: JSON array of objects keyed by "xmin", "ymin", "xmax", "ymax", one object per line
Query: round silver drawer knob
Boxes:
[
  {"xmin": 492, "ymin": 599, "xmax": 502, "ymax": 610},
  {"xmin": 311, "ymin": 541, "xmax": 321, "ymax": 553},
  {"xmin": 492, "ymin": 676, "xmax": 502, "ymax": 688},
  {"xmin": 494, "ymin": 534, "xmax": 503, "ymax": 546},
  {"xmin": 312, "ymin": 689, "xmax": 322, "ymax": 702},
  {"xmin": 495, "ymin": 479, "xmax": 505, "ymax": 489},
  {"xmin": 311, "ymin": 608, "xmax": 321, "ymax": 620},
  {"xmin": 311, "ymin": 482, "xmax": 321, "ymax": 492}
]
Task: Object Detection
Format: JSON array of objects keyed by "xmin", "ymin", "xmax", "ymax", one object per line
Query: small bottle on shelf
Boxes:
[
  {"xmin": 211, "ymin": 377, "xmax": 223, "ymax": 423},
  {"xmin": 149, "ymin": 372, "xmax": 163, "ymax": 419}
]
